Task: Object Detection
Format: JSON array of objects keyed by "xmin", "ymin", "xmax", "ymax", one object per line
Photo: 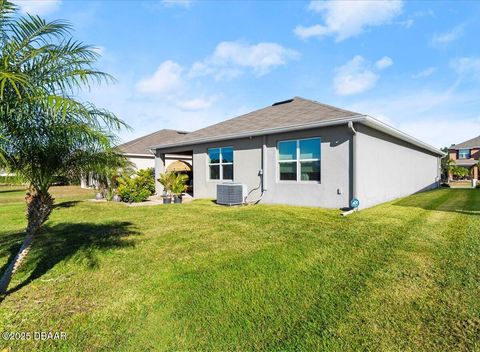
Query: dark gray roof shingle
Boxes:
[
  {"xmin": 118, "ymin": 129, "xmax": 189, "ymax": 155},
  {"xmin": 451, "ymin": 135, "xmax": 480, "ymax": 149},
  {"xmin": 152, "ymin": 97, "xmax": 360, "ymax": 147}
]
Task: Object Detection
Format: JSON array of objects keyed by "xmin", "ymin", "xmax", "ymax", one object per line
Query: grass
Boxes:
[{"xmin": 0, "ymin": 186, "xmax": 479, "ymax": 351}]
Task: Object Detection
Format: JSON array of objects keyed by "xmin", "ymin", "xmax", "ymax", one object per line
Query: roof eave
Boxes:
[
  {"xmin": 149, "ymin": 115, "xmax": 367, "ymax": 151},
  {"xmin": 121, "ymin": 152, "xmax": 154, "ymax": 157},
  {"xmin": 450, "ymin": 145, "xmax": 480, "ymax": 150},
  {"xmin": 150, "ymin": 114, "xmax": 445, "ymax": 157},
  {"xmin": 362, "ymin": 116, "xmax": 446, "ymax": 156}
]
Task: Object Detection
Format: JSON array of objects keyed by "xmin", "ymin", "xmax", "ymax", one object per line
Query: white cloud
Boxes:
[
  {"xmin": 345, "ymin": 81, "xmax": 480, "ymax": 148},
  {"xmin": 136, "ymin": 60, "xmax": 183, "ymax": 95},
  {"xmin": 14, "ymin": 0, "xmax": 61, "ymax": 16},
  {"xmin": 431, "ymin": 25, "xmax": 464, "ymax": 45},
  {"xmin": 412, "ymin": 67, "xmax": 436, "ymax": 79},
  {"xmin": 189, "ymin": 41, "xmax": 299, "ymax": 79},
  {"xmin": 85, "ymin": 71, "xmax": 226, "ymax": 143},
  {"xmin": 399, "ymin": 119, "xmax": 480, "ymax": 149},
  {"xmin": 295, "ymin": 0, "xmax": 403, "ymax": 41},
  {"xmin": 334, "ymin": 55, "xmax": 392, "ymax": 95},
  {"xmin": 398, "ymin": 18, "xmax": 414, "ymax": 28},
  {"xmin": 161, "ymin": 0, "xmax": 192, "ymax": 8},
  {"xmin": 177, "ymin": 97, "xmax": 216, "ymax": 111},
  {"xmin": 375, "ymin": 56, "xmax": 393, "ymax": 70},
  {"xmin": 450, "ymin": 57, "xmax": 480, "ymax": 79}
]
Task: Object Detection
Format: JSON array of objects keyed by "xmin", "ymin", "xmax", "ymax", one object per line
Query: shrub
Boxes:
[
  {"xmin": 135, "ymin": 168, "xmax": 155, "ymax": 194},
  {"xmin": 0, "ymin": 175, "xmax": 24, "ymax": 185},
  {"xmin": 157, "ymin": 172, "xmax": 175, "ymax": 197},
  {"xmin": 117, "ymin": 168, "xmax": 155, "ymax": 203},
  {"xmin": 171, "ymin": 173, "xmax": 188, "ymax": 197}
]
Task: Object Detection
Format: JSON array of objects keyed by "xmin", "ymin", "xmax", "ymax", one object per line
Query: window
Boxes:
[
  {"xmin": 458, "ymin": 149, "xmax": 471, "ymax": 159},
  {"xmin": 208, "ymin": 147, "xmax": 233, "ymax": 180},
  {"xmin": 278, "ymin": 138, "xmax": 321, "ymax": 182}
]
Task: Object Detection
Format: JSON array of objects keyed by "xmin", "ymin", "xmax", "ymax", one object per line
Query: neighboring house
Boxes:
[
  {"xmin": 151, "ymin": 97, "xmax": 444, "ymax": 209},
  {"xmin": 81, "ymin": 129, "xmax": 192, "ymax": 188},
  {"xmin": 448, "ymin": 135, "xmax": 480, "ymax": 180}
]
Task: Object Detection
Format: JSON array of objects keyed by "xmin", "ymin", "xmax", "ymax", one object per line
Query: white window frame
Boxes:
[
  {"xmin": 458, "ymin": 149, "xmax": 471, "ymax": 159},
  {"xmin": 208, "ymin": 146, "xmax": 234, "ymax": 181},
  {"xmin": 277, "ymin": 137, "xmax": 321, "ymax": 183}
]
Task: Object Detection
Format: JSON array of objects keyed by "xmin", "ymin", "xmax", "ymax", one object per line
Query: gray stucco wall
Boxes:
[
  {"xmin": 153, "ymin": 123, "xmax": 440, "ymax": 209},
  {"xmin": 262, "ymin": 125, "xmax": 352, "ymax": 208},
  {"xmin": 167, "ymin": 125, "xmax": 353, "ymax": 208},
  {"xmin": 355, "ymin": 124, "xmax": 440, "ymax": 209},
  {"xmin": 191, "ymin": 137, "xmax": 264, "ymax": 200}
]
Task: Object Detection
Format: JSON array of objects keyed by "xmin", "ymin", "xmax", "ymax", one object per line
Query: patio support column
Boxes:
[
  {"xmin": 473, "ymin": 165, "xmax": 478, "ymax": 180},
  {"xmin": 155, "ymin": 151, "xmax": 166, "ymax": 195}
]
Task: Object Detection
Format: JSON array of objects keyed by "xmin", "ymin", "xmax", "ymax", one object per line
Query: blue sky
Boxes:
[{"xmin": 14, "ymin": 0, "xmax": 480, "ymax": 148}]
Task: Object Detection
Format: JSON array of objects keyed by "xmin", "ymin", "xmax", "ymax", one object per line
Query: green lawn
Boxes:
[{"xmin": 0, "ymin": 186, "xmax": 479, "ymax": 351}]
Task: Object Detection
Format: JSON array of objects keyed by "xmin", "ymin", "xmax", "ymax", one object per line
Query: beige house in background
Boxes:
[
  {"xmin": 81, "ymin": 129, "xmax": 193, "ymax": 188},
  {"xmin": 118, "ymin": 129, "xmax": 192, "ymax": 171}
]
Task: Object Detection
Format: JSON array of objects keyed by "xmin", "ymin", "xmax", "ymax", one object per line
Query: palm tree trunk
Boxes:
[{"xmin": 0, "ymin": 191, "xmax": 53, "ymax": 295}]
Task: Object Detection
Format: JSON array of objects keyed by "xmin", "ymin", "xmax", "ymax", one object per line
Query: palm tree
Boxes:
[
  {"xmin": 0, "ymin": 1, "xmax": 127, "ymax": 294},
  {"xmin": 444, "ymin": 158, "xmax": 454, "ymax": 180}
]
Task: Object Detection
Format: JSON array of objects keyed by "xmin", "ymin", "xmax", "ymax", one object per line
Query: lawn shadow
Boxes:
[
  {"xmin": 2, "ymin": 221, "xmax": 138, "ymax": 297},
  {"xmin": 53, "ymin": 200, "xmax": 81, "ymax": 209},
  {"xmin": 393, "ymin": 189, "xmax": 480, "ymax": 215},
  {"xmin": 0, "ymin": 189, "xmax": 26, "ymax": 194}
]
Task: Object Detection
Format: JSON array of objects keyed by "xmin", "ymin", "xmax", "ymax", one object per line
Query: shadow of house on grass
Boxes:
[
  {"xmin": 392, "ymin": 189, "xmax": 480, "ymax": 215},
  {"xmin": 2, "ymin": 221, "xmax": 138, "ymax": 296}
]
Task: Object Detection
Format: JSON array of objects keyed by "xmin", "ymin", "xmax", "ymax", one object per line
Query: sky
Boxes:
[{"xmin": 14, "ymin": 0, "xmax": 480, "ymax": 148}]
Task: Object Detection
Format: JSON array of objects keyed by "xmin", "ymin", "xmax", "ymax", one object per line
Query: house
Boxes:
[
  {"xmin": 117, "ymin": 129, "xmax": 191, "ymax": 171},
  {"xmin": 448, "ymin": 135, "xmax": 480, "ymax": 180},
  {"xmin": 81, "ymin": 129, "xmax": 192, "ymax": 188},
  {"xmin": 150, "ymin": 97, "xmax": 444, "ymax": 209}
]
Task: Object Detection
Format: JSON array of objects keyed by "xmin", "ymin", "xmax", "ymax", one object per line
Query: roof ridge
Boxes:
[
  {"xmin": 293, "ymin": 96, "xmax": 359, "ymax": 115},
  {"xmin": 186, "ymin": 96, "xmax": 359, "ymax": 138},
  {"xmin": 185, "ymin": 103, "xmax": 276, "ymax": 136},
  {"xmin": 450, "ymin": 134, "xmax": 480, "ymax": 149}
]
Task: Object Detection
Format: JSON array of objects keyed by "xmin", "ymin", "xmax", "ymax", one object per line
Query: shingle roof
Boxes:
[
  {"xmin": 451, "ymin": 135, "xmax": 480, "ymax": 150},
  {"xmin": 118, "ymin": 129, "xmax": 189, "ymax": 155},
  {"xmin": 152, "ymin": 97, "xmax": 360, "ymax": 147},
  {"xmin": 148, "ymin": 96, "xmax": 444, "ymax": 156}
]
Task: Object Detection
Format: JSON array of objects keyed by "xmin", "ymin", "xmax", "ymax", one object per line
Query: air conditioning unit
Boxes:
[{"xmin": 216, "ymin": 183, "xmax": 248, "ymax": 206}]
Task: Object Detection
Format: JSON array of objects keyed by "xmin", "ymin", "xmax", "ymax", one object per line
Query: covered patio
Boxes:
[{"xmin": 155, "ymin": 149, "xmax": 194, "ymax": 196}]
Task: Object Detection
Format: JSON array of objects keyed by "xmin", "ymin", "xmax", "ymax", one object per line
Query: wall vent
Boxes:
[{"xmin": 272, "ymin": 98, "xmax": 294, "ymax": 106}]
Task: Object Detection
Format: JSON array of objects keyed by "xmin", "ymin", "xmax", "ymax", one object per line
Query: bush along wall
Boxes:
[{"xmin": 117, "ymin": 168, "xmax": 155, "ymax": 203}]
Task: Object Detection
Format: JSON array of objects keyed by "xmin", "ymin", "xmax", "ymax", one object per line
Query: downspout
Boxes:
[
  {"xmin": 348, "ymin": 121, "xmax": 357, "ymax": 200},
  {"xmin": 342, "ymin": 121, "xmax": 357, "ymax": 216}
]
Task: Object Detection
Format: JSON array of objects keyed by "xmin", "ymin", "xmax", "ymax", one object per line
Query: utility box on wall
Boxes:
[{"xmin": 216, "ymin": 184, "xmax": 248, "ymax": 206}]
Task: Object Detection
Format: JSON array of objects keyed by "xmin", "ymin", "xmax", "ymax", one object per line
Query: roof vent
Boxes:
[{"xmin": 272, "ymin": 98, "xmax": 294, "ymax": 106}]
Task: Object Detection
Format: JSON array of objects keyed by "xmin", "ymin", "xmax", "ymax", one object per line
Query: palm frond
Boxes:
[{"xmin": 0, "ymin": 4, "xmax": 127, "ymax": 193}]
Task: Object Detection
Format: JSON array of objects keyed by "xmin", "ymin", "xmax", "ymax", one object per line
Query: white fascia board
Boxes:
[{"xmin": 123, "ymin": 153, "xmax": 154, "ymax": 158}]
